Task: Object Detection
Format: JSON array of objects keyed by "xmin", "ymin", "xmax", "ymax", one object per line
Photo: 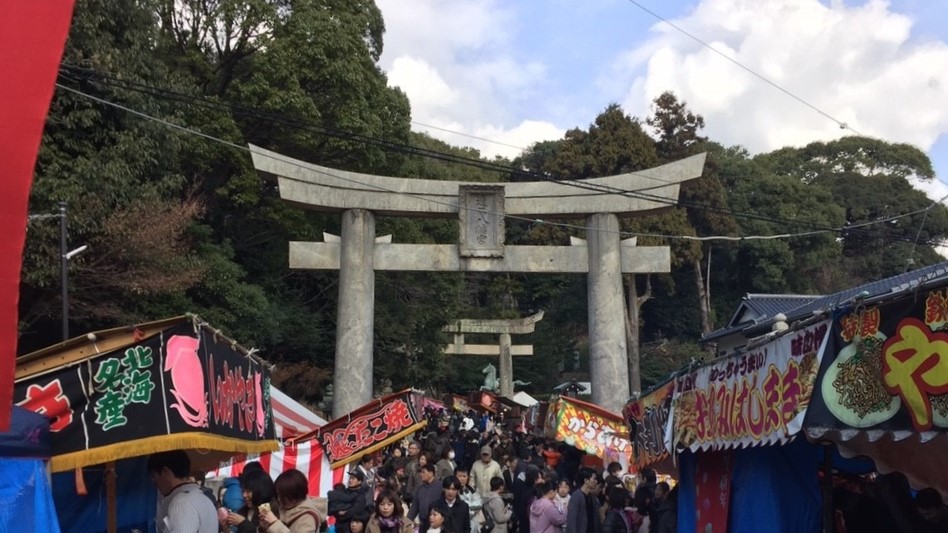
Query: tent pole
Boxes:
[
  {"xmin": 106, "ymin": 461, "xmax": 117, "ymax": 533},
  {"xmin": 821, "ymin": 446, "xmax": 833, "ymax": 533}
]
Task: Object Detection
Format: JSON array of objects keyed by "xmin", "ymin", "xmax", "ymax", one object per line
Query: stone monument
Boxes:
[{"xmin": 251, "ymin": 144, "xmax": 704, "ymax": 414}]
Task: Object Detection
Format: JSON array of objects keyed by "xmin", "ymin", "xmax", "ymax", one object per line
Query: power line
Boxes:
[
  {"xmin": 54, "ymin": 83, "xmax": 944, "ymax": 247},
  {"xmin": 622, "ymin": 0, "xmax": 863, "ymax": 137},
  {"xmin": 58, "ymin": 65, "xmax": 910, "ymax": 243}
]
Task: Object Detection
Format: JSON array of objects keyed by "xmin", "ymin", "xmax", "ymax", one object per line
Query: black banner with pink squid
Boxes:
[{"xmin": 15, "ymin": 321, "xmax": 274, "ymax": 458}]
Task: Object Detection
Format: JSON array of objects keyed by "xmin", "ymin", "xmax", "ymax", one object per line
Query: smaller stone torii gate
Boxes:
[
  {"xmin": 443, "ymin": 311, "xmax": 544, "ymax": 397},
  {"xmin": 251, "ymin": 144, "xmax": 705, "ymax": 415}
]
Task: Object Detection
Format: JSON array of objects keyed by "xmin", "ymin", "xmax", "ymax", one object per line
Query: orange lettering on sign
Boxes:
[
  {"xmin": 840, "ymin": 307, "xmax": 881, "ymax": 342},
  {"xmin": 925, "ymin": 290, "xmax": 948, "ymax": 327},
  {"xmin": 882, "ymin": 318, "xmax": 948, "ymax": 431}
]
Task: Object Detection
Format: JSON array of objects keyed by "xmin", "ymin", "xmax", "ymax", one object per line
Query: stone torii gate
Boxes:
[
  {"xmin": 251, "ymin": 144, "xmax": 705, "ymax": 415},
  {"xmin": 443, "ymin": 311, "xmax": 544, "ymax": 397}
]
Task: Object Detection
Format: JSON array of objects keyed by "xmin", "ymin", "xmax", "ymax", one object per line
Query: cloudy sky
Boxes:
[{"xmin": 375, "ymin": 0, "xmax": 948, "ymax": 199}]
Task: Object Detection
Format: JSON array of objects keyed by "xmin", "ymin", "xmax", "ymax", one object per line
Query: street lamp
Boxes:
[{"xmin": 59, "ymin": 201, "xmax": 88, "ymax": 341}]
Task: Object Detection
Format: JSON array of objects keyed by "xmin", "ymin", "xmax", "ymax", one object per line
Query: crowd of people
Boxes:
[{"xmin": 146, "ymin": 407, "xmax": 948, "ymax": 533}]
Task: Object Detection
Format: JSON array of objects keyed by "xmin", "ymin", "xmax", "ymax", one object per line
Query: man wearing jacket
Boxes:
[
  {"xmin": 409, "ymin": 464, "xmax": 444, "ymax": 533},
  {"xmin": 565, "ymin": 468, "xmax": 602, "ymax": 533}
]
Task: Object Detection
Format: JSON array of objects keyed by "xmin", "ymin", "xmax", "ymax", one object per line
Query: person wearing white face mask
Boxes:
[{"xmin": 436, "ymin": 448, "xmax": 457, "ymax": 482}]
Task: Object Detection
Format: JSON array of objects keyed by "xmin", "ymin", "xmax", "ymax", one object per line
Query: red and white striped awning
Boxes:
[{"xmin": 210, "ymin": 387, "xmax": 346, "ymax": 497}]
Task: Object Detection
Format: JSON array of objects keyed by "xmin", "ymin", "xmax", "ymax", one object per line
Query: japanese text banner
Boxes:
[
  {"xmin": 313, "ymin": 390, "xmax": 426, "ymax": 468},
  {"xmin": 546, "ymin": 396, "xmax": 631, "ymax": 463},
  {"xmin": 806, "ymin": 288, "xmax": 948, "ymax": 433},
  {"xmin": 673, "ymin": 319, "xmax": 831, "ymax": 452},
  {"xmin": 623, "ymin": 381, "xmax": 674, "ymax": 468},
  {"xmin": 15, "ymin": 322, "xmax": 276, "ymax": 471}
]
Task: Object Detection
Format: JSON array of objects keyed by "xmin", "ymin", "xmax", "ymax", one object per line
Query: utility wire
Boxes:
[
  {"xmin": 623, "ymin": 0, "xmax": 863, "ymax": 136},
  {"xmin": 58, "ymin": 65, "xmax": 915, "ymax": 243},
  {"xmin": 54, "ymin": 82, "xmax": 945, "ymax": 247}
]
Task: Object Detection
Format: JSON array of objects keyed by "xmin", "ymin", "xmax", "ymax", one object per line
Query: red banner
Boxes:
[
  {"xmin": 0, "ymin": 1, "xmax": 76, "ymax": 431},
  {"xmin": 306, "ymin": 390, "xmax": 426, "ymax": 468},
  {"xmin": 694, "ymin": 450, "xmax": 732, "ymax": 533}
]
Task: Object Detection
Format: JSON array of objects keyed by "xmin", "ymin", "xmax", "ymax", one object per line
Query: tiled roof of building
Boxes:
[{"xmin": 703, "ymin": 260, "xmax": 948, "ymax": 343}]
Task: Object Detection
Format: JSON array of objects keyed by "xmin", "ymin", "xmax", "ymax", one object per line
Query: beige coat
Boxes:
[
  {"xmin": 367, "ymin": 514, "xmax": 414, "ymax": 533},
  {"xmin": 265, "ymin": 499, "xmax": 322, "ymax": 533}
]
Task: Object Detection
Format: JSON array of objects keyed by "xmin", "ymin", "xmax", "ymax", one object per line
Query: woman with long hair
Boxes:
[
  {"xmin": 259, "ymin": 469, "xmax": 322, "ymax": 533},
  {"xmin": 367, "ymin": 490, "xmax": 413, "ymax": 533},
  {"xmin": 225, "ymin": 469, "xmax": 279, "ymax": 533}
]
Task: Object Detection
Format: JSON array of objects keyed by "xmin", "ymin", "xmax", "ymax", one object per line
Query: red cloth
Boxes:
[{"xmin": 0, "ymin": 1, "xmax": 76, "ymax": 430}]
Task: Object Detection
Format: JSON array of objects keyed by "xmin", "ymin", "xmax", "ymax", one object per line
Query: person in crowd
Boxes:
[
  {"xmin": 438, "ymin": 476, "xmax": 472, "ymax": 533},
  {"xmin": 409, "ymin": 464, "xmax": 444, "ymax": 533},
  {"xmin": 502, "ymin": 455, "xmax": 518, "ymax": 490},
  {"xmin": 540, "ymin": 444, "xmax": 562, "ymax": 473},
  {"xmin": 565, "ymin": 468, "xmax": 602, "ymax": 533},
  {"xmin": 222, "ymin": 462, "xmax": 264, "ymax": 514},
  {"xmin": 513, "ymin": 468, "xmax": 543, "ymax": 533},
  {"xmin": 428, "ymin": 504, "xmax": 456, "ymax": 533},
  {"xmin": 368, "ymin": 490, "xmax": 414, "ymax": 533},
  {"xmin": 463, "ymin": 431, "xmax": 483, "ymax": 471},
  {"xmin": 147, "ymin": 450, "xmax": 219, "ymax": 533},
  {"xmin": 187, "ymin": 471, "xmax": 219, "ymax": 508},
  {"xmin": 437, "ymin": 448, "xmax": 458, "ymax": 482},
  {"xmin": 493, "ymin": 434, "xmax": 516, "ymax": 465},
  {"xmin": 631, "ymin": 487, "xmax": 652, "ymax": 533},
  {"xmin": 350, "ymin": 513, "xmax": 369, "ymax": 533},
  {"xmin": 553, "ymin": 480, "xmax": 571, "ymax": 515},
  {"xmin": 356, "ymin": 455, "xmax": 378, "ymax": 510},
  {"xmin": 259, "ymin": 469, "xmax": 321, "ymax": 533},
  {"xmin": 652, "ymin": 483, "xmax": 668, "ymax": 505},
  {"xmin": 652, "ymin": 486, "xmax": 676, "ymax": 533},
  {"xmin": 482, "ymin": 477, "xmax": 514, "ymax": 533},
  {"xmin": 225, "ymin": 467, "xmax": 279, "ymax": 533},
  {"xmin": 603, "ymin": 464, "xmax": 623, "ymax": 495},
  {"xmin": 914, "ymin": 488, "xmax": 948, "ymax": 532},
  {"xmin": 331, "ymin": 471, "xmax": 369, "ymax": 533},
  {"xmin": 472, "ymin": 446, "xmax": 503, "ymax": 498},
  {"xmin": 384, "ymin": 446, "xmax": 408, "ymax": 474},
  {"xmin": 406, "ymin": 441, "xmax": 424, "ymax": 497},
  {"xmin": 426, "ymin": 418, "xmax": 453, "ymax": 460},
  {"xmin": 601, "ymin": 488, "xmax": 633, "ymax": 533},
  {"xmin": 529, "ymin": 481, "xmax": 567, "ymax": 533},
  {"xmin": 455, "ymin": 466, "xmax": 483, "ymax": 533}
]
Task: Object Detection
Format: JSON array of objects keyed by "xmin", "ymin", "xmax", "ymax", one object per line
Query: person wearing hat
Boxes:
[
  {"xmin": 471, "ymin": 445, "xmax": 502, "ymax": 498},
  {"xmin": 331, "ymin": 470, "xmax": 368, "ymax": 533}
]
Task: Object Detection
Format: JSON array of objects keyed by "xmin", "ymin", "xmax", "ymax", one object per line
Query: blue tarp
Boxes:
[
  {"xmin": 0, "ymin": 405, "xmax": 51, "ymax": 457},
  {"xmin": 52, "ymin": 456, "xmax": 157, "ymax": 533},
  {"xmin": 678, "ymin": 439, "xmax": 878, "ymax": 533},
  {"xmin": 0, "ymin": 406, "xmax": 59, "ymax": 533}
]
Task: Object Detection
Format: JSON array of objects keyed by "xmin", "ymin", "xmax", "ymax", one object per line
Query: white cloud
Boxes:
[
  {"xmin": 377, "ymin": 0, "xmax": 563, "ymax": 158},
  {"xmin": 618, "ymin": 0, "xmax": 948, "ymax": 159}
]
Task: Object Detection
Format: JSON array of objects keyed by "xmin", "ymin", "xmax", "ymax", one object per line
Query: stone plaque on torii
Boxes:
[
  {"xmin": 443, "ymin": 311, "xmax": 544, "ymax": 397},
  {"xmin": 251, "ymin": 144, "xmax": 705, "ymax": 415}
]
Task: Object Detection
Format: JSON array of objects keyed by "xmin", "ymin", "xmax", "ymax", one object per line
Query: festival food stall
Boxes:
[
  {"xmin": 14, "ymin": 314, "xmax": 279, "ymax": 533},
  {"xmin": 626, "ymin": 318, "xmax": 835, "ymax": 533},
  {"xmin": 545, "ymin": 395, "xmax": 632, "ymax": 469},
  {"xmin": 804, "ymin": 286, "xmax": 948, "ymax": 497}
]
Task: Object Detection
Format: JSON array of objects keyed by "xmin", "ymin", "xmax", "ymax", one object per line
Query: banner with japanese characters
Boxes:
[
  {"xmin": 546, "ymin": 396, "xmax": 631, "ymax": 464},
  {"xmin": 310, "ymin": 390, "xmax": 427, "ymax": 468},
  {"xmin": 673, "ymin": 319, "xmax": 831, "ymax": 452},
  {"xmin": 623, "ymin": 381, "xmax": 675, "ymax": 468},
  {"xmin": 14, "ymin": 321, "xmax": 276, "ymax": 471},
  {"xmin": 806, "ymin": 288, "xmax": 948, "ymax": 433}
]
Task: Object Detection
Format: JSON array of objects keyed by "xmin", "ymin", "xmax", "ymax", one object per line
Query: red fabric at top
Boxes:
[{"xmin": 0, "ymin": 1, "xmax": 76, "ymax": 431}]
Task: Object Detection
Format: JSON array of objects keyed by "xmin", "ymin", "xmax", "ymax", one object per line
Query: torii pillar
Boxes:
[
  {"xmin": 443, "ymin": 311, "xmax": 544, "ymax": 396},
  {"xmin": 251, "ymin": 145, "xmax": 705, "ymax": 415}
]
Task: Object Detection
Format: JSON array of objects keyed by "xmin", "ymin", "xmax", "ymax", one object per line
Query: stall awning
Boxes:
[{"xmin": 14, "ymin": 315, "xmax": 278, "ymax": 472}]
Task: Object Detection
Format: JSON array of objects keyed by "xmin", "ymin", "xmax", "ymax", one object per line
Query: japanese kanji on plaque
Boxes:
[{"xmin": 14, "ymin": 320, "xmax": 276, "ymax": 469}]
